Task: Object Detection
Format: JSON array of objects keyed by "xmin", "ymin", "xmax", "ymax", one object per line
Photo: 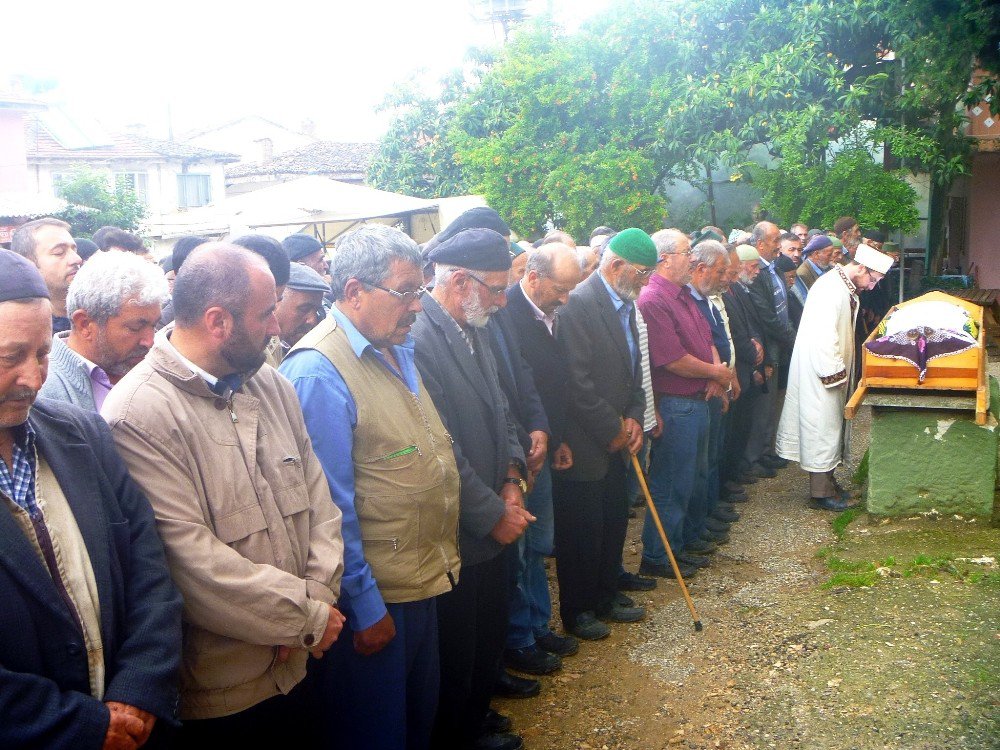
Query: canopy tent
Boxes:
[{"xmin": 150, "ymin": 176, "xmax": 441, "ymax": 246}]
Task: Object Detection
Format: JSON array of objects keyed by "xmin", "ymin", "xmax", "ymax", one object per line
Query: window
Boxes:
[
  {"xmin": 115, "ymin": 172, "xmax": 149, "ymax": 204},
  {"xmin": 177, "ymin": 174, "xmax": 212, "ymax": 208},
  {"xmin": 51, "ymin": 172, "xmax": 72, "ymax": 197}
]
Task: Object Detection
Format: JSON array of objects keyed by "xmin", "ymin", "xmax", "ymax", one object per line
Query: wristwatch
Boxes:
[{"xmin": 503, "ymin": 476, "xmax": 528, "ymax": 494}]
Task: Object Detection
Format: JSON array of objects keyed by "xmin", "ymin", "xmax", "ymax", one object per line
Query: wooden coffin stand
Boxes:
[{"xmin": 845, "ymin": 291, "xmax": 990, "ymax": 425}]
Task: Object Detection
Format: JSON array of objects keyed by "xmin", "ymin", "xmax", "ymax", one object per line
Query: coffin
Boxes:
[{"xmin": 845, "ymin": 291, "xmax": 989, "ymax": 425}]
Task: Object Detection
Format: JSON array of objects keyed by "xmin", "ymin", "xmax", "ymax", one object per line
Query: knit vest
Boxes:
[{"xmin": 292, "ymin": 317, "xmax": 461, "ymax": 602}]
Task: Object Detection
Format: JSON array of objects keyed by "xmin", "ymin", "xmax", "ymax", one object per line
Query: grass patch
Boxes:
[
  {"xmin": 823, "ymin": 570, "xmax": 879, "ymax": 588},
  {"xmin": 831, "ymin": 507, "xmax": 864, "ymax": 538},
  {"xmin": 825, "ymin": 556, "xmax": 874, "ymax": 573},
  {"xmin": 852, "ymin": 448, "xmax": 869, "ymax": 485}
]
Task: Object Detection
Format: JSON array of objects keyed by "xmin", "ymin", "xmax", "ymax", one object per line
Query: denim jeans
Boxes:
[
  {"xmin": 642, "ymin": 394, "xmax": 710, "ymax": 565},
  {"xmin": 506, "ymin": 460, "xmax": 554, "ymax": 649}
]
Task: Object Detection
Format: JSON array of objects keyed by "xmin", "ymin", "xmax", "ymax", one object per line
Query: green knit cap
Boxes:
[{"xmin": 607, "ymin": 228, "xmax": 657, "ymax": 267}]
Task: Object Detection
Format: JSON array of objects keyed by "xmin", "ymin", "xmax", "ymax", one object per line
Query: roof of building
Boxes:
[
  {"xmin": 24, "ymin": 115, "xmax": 240, "ymax": 164},
  {"xmin": 181, "ymin": 115, "xmax": 316, "ymax": 142},
  {"xmin": 0, "ymin": 192, "xmax": 68, "ymax": 220},
  {"xmin": 225, "ymin": 140, "xmax": 377, "ymax": 179}
]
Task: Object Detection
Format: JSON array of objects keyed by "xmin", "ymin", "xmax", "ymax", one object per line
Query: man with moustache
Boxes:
[
  {"xmin": 102, "ymin": 243, "xmax": 346, "ymax": 745},
  {"xmin": 778, "ymin": 231, "xmax": 803, "ymax": 266},
  {"xmin": 411, "ymin": 228, "xmax": 534, "ymax": 750},
  {"xmin": 554, "ymin": 229, "xmax": 655, "ymax": 638},
  {"xmin": 792, "ymin": 234, "xmax": 835, "ymax": 309},
  {"xmin": 0, "ymin": 249, "xmax": 182, "ymax": 750},
  {"xmin": 638, "ymin": 233, "xmax": 734, "ymax": 579},
  {"xmin": 10, "ymin": 217, "xmax": 83, "ymax": 334},
  {"xmin": 280, "ymin": 225, "xmax": 460, "ymax": 750},
  {"xmin": 40, "ymin": 250, "xmax": 168, "ymax": 411}
]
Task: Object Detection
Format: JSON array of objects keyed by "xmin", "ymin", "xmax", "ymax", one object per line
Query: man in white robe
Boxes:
[{"xmin": 776, "ymin": 244, "xmax": 894, "ymax": 510}]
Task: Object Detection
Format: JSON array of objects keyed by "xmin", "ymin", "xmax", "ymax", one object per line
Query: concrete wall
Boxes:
[
  {"xmin": 0, "ymin": 110, "xmax": 29, "ymax": 191},
  {"xmin": 967, "ymin": 152, "xmax": 1000, "ymax": 288}
]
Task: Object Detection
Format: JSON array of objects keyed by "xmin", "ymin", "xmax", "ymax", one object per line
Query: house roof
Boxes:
[
  {"xmin": 24, "ymin": 115, "xmax": 240, "ymax": 164},
  {"xmin": 225, "ymin": 140, "xmax": 377, "ymax": 179},
  {"xmin": 0, "ymin": 191, "xmax": 68, "ymax": 220},
  {"xmin": 181, "ymin": 115, "xmax": 316, "ymax": 142}
]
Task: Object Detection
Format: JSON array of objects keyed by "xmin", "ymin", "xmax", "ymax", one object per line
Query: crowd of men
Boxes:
[{"xmin": 0, "ymin": 210, "xmax": 892, "ymax": 750}]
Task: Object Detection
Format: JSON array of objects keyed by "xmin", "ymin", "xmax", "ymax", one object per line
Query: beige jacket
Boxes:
[{"xmin": 102, "ymin": 332, "xmax": 344, "ymax": 720}]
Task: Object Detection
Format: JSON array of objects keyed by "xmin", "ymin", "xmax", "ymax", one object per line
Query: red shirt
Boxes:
[{"xmin": 637, "ymin": 274, "xmax": 714, "ymax": 396}]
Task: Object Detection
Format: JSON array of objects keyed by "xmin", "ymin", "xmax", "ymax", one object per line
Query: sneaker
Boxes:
[
  {"xmin": 567, "ymin": 611, "xmax": 611, "ymax": 641},
  {"xmin": 639, "ymin": 558, "xmax": 698, "ymax": 580},
  {"xmin": 535, "ymin": 631, "xmax": 579, "ymax": 657},
  {"xmin": 618, "ymin": 570, "xmax": 657, "ymax": 591},
  {"xmin": 596, "ymin": 601, "xmax": 645, "ymax": 623},
  {"xmin": 504, "ymin": 645, "xmax": 561, "ymax": 675}
]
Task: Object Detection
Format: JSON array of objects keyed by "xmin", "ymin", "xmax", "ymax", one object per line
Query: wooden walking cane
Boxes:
[{"xmin": 630, "ymin": 453, "xmax": 703, "ymax": 632}]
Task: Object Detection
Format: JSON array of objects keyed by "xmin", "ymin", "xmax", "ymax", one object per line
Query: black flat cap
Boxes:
[
  {"xmin": 282, "ymin": 233, "xmax": 324, "ymax": 261},
  {"xmin": 0, "ymin": 248, "xmax": 50, "ymax": 302},
  {"xmin": 427, "ymin": 228, "xmax": 512, "ymax": 272}
]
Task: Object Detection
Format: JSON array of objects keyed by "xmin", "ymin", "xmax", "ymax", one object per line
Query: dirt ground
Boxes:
[{"xmin": 496, "ymin": 404, "xmax": 1000, "ymax": 750}]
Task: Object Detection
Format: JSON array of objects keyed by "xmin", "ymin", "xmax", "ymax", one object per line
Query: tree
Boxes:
[{"xmin": 55, "ymin": 169, "xmax": 146, "ymax": 237}]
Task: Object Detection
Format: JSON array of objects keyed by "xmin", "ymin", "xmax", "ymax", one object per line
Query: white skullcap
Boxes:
[{"xmin": 854, "ymin": 243, "xmax": 894, "ymax": 274}]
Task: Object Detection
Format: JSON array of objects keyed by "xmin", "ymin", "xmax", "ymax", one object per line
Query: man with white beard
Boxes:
[{"xmin": 410, "ymin": 227, "xmax": 533, "ymax": 750}]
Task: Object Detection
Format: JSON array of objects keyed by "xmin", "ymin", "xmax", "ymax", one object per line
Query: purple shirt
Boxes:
[{"xmin": 637, "ymin": 274, "xmax": 714, "ymax": 397}]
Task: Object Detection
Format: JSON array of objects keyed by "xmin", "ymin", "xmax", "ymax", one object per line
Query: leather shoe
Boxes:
[
  {"xmin": 481, "ymin": 709, "xmax": 513, "ymax": 735},
  {"xmin": 639, "ymin": 558, "xmax": 698, "ymax": 579},
  {"xmin": 596, "ymin": 601, "xmax": 645, "ymax": 623},
  {"xmin": 808, "ymin": 496, "xmax": 860, "ymax": 512},
  {"xmin": 504, "ymin": 645, "xmax": 561, "ymax": 675},
  {"xmin": 615, "ymin": 591, "xmax": 636, "ymax": 607},
  {"xmin": 751, "ymin": 462, "xmax": 777, "ymax": 478},
  {"xmin": 702, "ymin": 529, "xmax": 730, "ymax": 545},
  {"xmin": 676, "ymin": 552, "xmax": 711, "ymax": 568},
  {"xmin": 535, "ymin": 631, "xmax": 579, "ymax": 656},
  {"xmin": 712, "ymin": 507, "xmax": 740, "ymax": 523},
  {"xmin": 725, "ymin": 491, "xmax": 749, "ymax": 503},
  {"xmin": 493, "ymin": 669, "xmax": 540, "ymax": 699},
  {"xmin": 618, "ymin": 570, "xmax": 657, "ymax": 591},
  {"xmin": 737, "ymin": 471, "xmax": 759, "ymax": 484},
  {"xmin": 473, "ymin": 732, "xmax": 524, "ymax": 750},
  {"xmin": 685, "ymin": 538, "xmax": 717, "ymax": 554},
  {"xmin": 723, "ymin": 480, "xmax": 746, "ymax": 494},
  {"xmin": 568, "ymin": 612, "xmax": 611, "ymax": 641},
  {"xmin": 704, "ymin": 517, "xmax": 732, "ymax": 534},
  {"xmin": 762, "ymin": 455, "xmax": 789, "ymax": 469}
]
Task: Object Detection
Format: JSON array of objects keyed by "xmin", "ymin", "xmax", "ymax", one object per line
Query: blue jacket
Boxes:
[{"xmin": 0, "ymin": 398, "xmax": 183, "ymax": 749}]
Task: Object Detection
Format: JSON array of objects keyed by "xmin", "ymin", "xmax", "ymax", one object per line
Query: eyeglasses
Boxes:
[
  {"xmin": 468, "ymin": 273, "xmax": 508, "ymax": 296},
  {"xmin": 655, "ymin": 250, "xmax": 691, "ymax": 264},
  {"xmin": 627, "ymin": 262, "xmax": 655, "ymax": 278},
  {"xmin": 366, "ymin": 282, "xmax": 427, "ymax": 303}
]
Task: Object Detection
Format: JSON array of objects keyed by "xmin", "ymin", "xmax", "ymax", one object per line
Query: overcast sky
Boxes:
[{"xmin": 2, "ymin": 0, "xmax": 613, "ymax": 143}]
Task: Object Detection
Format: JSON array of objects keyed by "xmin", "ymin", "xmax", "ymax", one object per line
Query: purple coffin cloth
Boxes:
[{"xmin": 865, "ymin": 327, "xmax": 976, "ymax": 383}]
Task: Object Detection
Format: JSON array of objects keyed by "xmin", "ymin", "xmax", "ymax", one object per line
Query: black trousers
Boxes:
[
  {"xmin": 177, "ymin": 678, "xmax": 320, "ymax": 749},
  {"xmin": 432, "ymin": 547, "xmax": 511, "ymax": 748},
  {"xmin": 723, "ymin": 384, "xmax": 758, "ymax": 482},
  {"xmin": 551, "ymin": 458, "xmax": 629, "ymax": 627}
]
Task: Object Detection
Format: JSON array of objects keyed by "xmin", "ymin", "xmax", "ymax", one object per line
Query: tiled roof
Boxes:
[
  {"xmin": 24, "ymin": 116, "xmax": 240, "ymax": 163},
  {"xmin": 226, "ymin": 140, "xmax": 376, "ymax": 179}
]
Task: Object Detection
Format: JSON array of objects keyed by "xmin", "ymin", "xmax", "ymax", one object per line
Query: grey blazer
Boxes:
[
  {"xmin": 39, "ymin": 332, "xmax": 97, "ymax": 411},
  {"xmin": 554, "ymin": 271, "xmax": 645, "ymax": 483},
  {"xmin": 411, "ymin": 294, "xmax": 525, "ymax": 567}
]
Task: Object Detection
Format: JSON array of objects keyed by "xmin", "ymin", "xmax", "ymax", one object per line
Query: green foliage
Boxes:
[
  {"xmin": 754, "ymin": 148, "xmax": 920, "ymax": 232},
  {"xmin": 852, "ymin": 449, "xmax": 870, "ymax": 486},
  {"xmin": 55, "ymin": 169, "xmax": 145, "ymax": 237},
  {"xmin": 368, "ymin": 70, "xmax": 474, "ymax": 199},
  {"xmin": 823, "ymin": 571, "xmax": 879, "ymax": 588}
]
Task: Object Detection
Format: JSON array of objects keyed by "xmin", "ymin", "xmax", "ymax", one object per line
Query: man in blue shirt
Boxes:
[{"xmin": 281, "ymin": 225, "xmax": 461, "ymax": 750}]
